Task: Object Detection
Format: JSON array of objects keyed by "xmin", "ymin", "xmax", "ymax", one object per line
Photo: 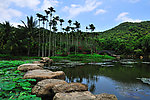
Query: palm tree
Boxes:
[
  {"xmin": 1, "ymin": 21, "xmax": 12, "ymax": 50},
  {"xmin": 59, "ymin": 19, "xmax": 65, "ymax": 53},
  {"xmin": 89, "ymin": 24, "xmax": 95, "ymax": 54},
  {"xmin": 41, "ymin": 15, "xmax": 48, "ymax": 57},
  {"xmin": 48, "ymin": 7, "xmax": 56, "ymax": 57},
  {"xmin": 53, "ymin": 16, "xmax": 59, "ymax": 55},
  {"xmin": 51, "ymin": 19, "xmax": 57, "ymax": 56},
  {"xmin": 36, "ymin": 13, "xmax": 43, "ymax": 57},
  {"xmin": 73, "ymin": 21, "xmax": 81, "ymax": 54},
  {"xmin": 44, "ymin": 10, "xmax": 50, "ymax": 57},
  {"xmin": 68, "ymin": 20, "xmax": 72, "ymax": 54},
  {"xmin": 89, "ymin": 24, "xmax": 95, "ymax": 32},
  {"xmin": 21, "ymin": 16, "xmax": 38, "ymax": 56}
]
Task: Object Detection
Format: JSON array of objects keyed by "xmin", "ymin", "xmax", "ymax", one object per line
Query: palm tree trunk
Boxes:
[
  {"xmin": 38, "ymin": 21, "xmax": 41, "ymax": 57},
  {"xmin": 42, "ymin": 24, "xmax": 45, "ymax": 57},
  {"xmin": 45, "ymin": 22, "xmax": 48, "ymax": 57}
]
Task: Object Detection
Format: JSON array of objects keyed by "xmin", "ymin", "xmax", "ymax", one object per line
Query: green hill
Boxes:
[{"xmin": 97, "ymin": 21, "xmax": 150, "ymax": 55}]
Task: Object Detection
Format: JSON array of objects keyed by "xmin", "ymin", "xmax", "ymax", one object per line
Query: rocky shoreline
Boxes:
[{"xmin": 17, "ymin": 57, "xmax": 118, "ymax": 100}]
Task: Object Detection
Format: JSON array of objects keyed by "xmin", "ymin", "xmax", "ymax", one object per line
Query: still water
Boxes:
[{"xmin": 52, "ymin": 59, "xmax": 150, "ymax": 100}]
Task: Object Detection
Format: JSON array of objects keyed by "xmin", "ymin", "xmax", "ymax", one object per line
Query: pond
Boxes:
[{"xmin": 51, "ymin": 59, "xmax": 150, "ymax": 100}]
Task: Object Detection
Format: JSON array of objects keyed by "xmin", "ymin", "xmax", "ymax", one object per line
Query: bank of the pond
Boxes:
[{"xmin": 51, "ymin": 54, "xmax": 115, "ymax": 63}]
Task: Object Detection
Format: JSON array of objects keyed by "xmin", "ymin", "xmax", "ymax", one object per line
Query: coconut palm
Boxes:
[
  {"xmin": 36, "ymin": 13, "xmax": 43, "ymax": 57},
  {"xmin": 89, "ymin": 24, "xmax": 95, "ymax": 32},
  {"xmin": 73, "ymin": 21, "xmax": 81, "ymax": 54},
  {"xmin": 21, "ymin": 16, "xmax": 38, "ymax": 56},
  {"xmin": 59, "ymin": 19, "xmax": 65, "ymax": 53},
  {"xmin": 41, "ymin": 15, "xmax": 48, "ymax": 57},
  {"xmin": 48, "ymin": 7, "xmax": 56, "ymax": 57},
  {"xmin": 89, "ymin": 24, "xmax": 95, "ymax": 55},
  {"xmin": 44, "ymin": 10, "xmax": 50, "ymax": 56}
]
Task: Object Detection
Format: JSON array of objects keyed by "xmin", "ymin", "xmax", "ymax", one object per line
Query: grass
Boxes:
[
  {"xmin": 0, "ymin": 60, "xmax": 41, "ymax": 100},
  {"xmin": 51, "ymin": 53, "xmax": 115, "ymax": 63}
]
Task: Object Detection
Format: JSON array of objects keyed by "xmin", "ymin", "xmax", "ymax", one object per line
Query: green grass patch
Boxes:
[{"xmin": 51, "ymin": 53, "xmax": 115, "ymax": 63}]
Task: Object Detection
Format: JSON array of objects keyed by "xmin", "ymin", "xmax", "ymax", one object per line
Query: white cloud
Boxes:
[
  {"xmin": 116, "ymin": 12, "xmax": 141, "ymax": 23},
  {"xmin": 10, "ymin": 0, "xmax": 40, "ymax": 10},
  {"xmin": 41, "ymin": 0, "xmax": 59, "ymax": 10},
  {"xmin": 0, "ymin": 0, "xmax": 22, "ymax": 22},
  {"xmin": 95, "ymin": 9, "xmax": 106, "ymax": 15},
  {"xmin": 62, "ymin": 0, "xmax": 102, "ymax": 18}
]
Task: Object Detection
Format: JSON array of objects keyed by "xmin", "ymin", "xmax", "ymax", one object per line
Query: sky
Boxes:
[{"xmin": 0, "ymin": 0, "xmax": 149, "ymax": 32}]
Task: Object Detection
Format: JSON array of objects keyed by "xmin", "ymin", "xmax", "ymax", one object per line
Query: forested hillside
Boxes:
[
  {"xmin": 0, "ymin": 20, "xmax": 150, "ymax": 56},
  {"xmin": 97, "ymin": 21, "xmax": 150, "ymax": 55}
]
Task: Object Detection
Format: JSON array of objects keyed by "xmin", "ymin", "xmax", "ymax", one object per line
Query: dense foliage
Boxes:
[
  {"xmin": 98, "ymin": 21, "xmax": 150, "ymax": 55},
  {"xmin": 0, "ymin": 60, "xmax": 41, "ymax": 100},
  {"xmin": 0, "ymin": 7, "xmax": 150, "ymax": 56}
]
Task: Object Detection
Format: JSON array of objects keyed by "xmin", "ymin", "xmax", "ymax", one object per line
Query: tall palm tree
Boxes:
[
  {"xmin": 51, "ymin": 19, "xmax": 57, "ymax": 56},
  {"xmin": 53, "ymin": 16, "xmax": 59, "ymax": 55},
  {"xmin": 68, "ymin": 20, "xmax": 72, "ymax": 54},
  {"xmin": 41, "ymin": 15, "xmax": 48, "ymax": 57},
  {"xmin": 44, "ymin": 10, "xmax": 50, "ymax": 57},
  {"xmin": 48, "ymin": 7, "xmax": 56, "ymax": 57},
  {"xmin": 21, "ymin": 16, "xmax": 38, "ymax": 56},
  {"xmin": 59, "ymin": 19, "xmax": 65, "ymax": 53},
  {"xmin": 73, "ymin": 21, "xmax": 81, "ymax": 54},
  {"xmin": 36, "ymin": 13, "xmax": 43, "ymax": 57},
  {"xmin": 89, "ymin": 24, "xmax": 95, "ymax": 54}
]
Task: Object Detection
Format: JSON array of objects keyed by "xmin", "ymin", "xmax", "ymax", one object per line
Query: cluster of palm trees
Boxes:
[{"xmin": 35, "ymin": 7, "xmax": 96, "ymax": 57}]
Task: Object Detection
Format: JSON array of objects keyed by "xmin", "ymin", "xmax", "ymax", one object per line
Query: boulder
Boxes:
[
  {"xmin": 33, "ymin": 61, "xmax": 44, "ymax": 65},
  {"xmin": 40, "ymin": 57, "xmax": 53, "ymax": 65},
  {"xmin": 17, "ymin": 63, "xmax": 43, "ymax": 72},
  {"xmin": 53, "ymin": 92, "xmax": 118, "ymax": 100},
  {"xmin": 23, "ymin": 69, "xmax": 65, "ymax": 81},
  {"xmin": 32, "ymin": 79, "xmax": 67, "ymax": 97},
  {"xmin": 53, "ymin": 91, "xmax": 96, "ymax": 100},
  {"xmin": 95, "ymin": 93, "xmax": 117, "ymax": 100},
  {"xmin": 52, "ymin": 83, "xmax": 88, "ymax": 93}
]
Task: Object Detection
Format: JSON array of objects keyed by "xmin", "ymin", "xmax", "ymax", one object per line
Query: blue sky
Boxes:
[{"xmin": 0, "ymin": 0, "xmax": 149, "ymax": 32}]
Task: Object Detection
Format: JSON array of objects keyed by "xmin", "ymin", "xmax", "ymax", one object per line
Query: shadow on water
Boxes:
[{"xmin": 52, "ymin": 59, "xmax": 150, "ymax": 100}]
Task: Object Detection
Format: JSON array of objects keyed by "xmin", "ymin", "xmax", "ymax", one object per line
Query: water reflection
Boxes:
[{"xmin": 53, "ymin": 59, "xmax": 150, "ymax": 100}]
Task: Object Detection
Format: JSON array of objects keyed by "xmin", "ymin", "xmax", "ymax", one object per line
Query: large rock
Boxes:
[
  {"xmin": 53, "ymin": 91, "xmax": 96, "ymax": 100},
  {"xmin": 40, "ymin": 57, "xmax": 53, "ymax": 65},
  {"xmin": 23, "ymin": 69, "xmax": 65, "ymax": 81},
  {"xmin": 95, "ymin": 93, "xmax": 117, "ymax": 100},
  {"xmin": 17, "ymin": 63, "xmax": 43, "ymax": 72},
  {"xmin": 53, "ymin": 92, "xmax": 118, "ymax": 100},
  {"xmin": 52, "ymin": 83, "xmax": 88, "ymax": 93},
  {"xmin": 32, "ymin": 79, "xmax": 67, "ymax": 97}
]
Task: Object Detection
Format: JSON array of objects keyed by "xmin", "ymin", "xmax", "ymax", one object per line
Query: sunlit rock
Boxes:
[
  {"xmin": 53, "ymin": 91, "xmax": 96, "ymax": 100},
  {"xmin": 23, "ymin": 69, "xmax": 65, "ymax": 81},
  {"xmin": 32, "ymin": 79, "xmax": 67, "ymax": 97},
  {"xmin": 52, "ymin": 83, "xmax": 88, "ymax": 93},
  {"xmin": 17, "ymin": 63, "xmax": 43, "ymax": 72}
]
